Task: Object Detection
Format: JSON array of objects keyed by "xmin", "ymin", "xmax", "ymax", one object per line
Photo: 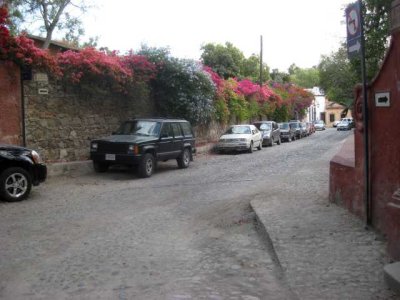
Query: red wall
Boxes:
[
  {"xmin": 330, "ymin": 31, "xmax": 400, "ymax": 260},
  {"xmin": 0, "ymin": 61, "xmax": 22, "ymax": 145},
  {"xmin": 368, "ymin": 31, "xmax": 400, "ymax": 258}
]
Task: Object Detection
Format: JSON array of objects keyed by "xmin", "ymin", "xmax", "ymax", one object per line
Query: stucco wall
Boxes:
[{"xmin": 0, "ymin": 61, "xmax": 22, "ymax": 145}]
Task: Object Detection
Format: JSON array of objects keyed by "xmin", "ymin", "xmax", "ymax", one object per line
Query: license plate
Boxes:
[{"xmin": 105, "ymin": 154, "xmax": 116, "ymax": 161}]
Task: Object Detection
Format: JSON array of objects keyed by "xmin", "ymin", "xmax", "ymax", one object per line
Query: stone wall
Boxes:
[{"xmin": 24, "ymin": 72, "xmax": 154, "ymax": 162}]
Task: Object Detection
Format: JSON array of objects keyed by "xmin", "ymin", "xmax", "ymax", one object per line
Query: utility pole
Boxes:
[{"xmin": 259, "ymin": 35, "xmax": 263, "ymax": 87}]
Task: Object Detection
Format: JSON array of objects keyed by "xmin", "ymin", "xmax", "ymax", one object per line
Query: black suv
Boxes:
[
  {"xmin": 90, "ymin": 118, "xmax": 196, "ymax": 178},
  {"xmin": 0, "ymin": 144, "xmax": 47, "ymax": 202},
  {"xmin": 278, "ymin": 122, "xmax": 296, "ymax": 142}
]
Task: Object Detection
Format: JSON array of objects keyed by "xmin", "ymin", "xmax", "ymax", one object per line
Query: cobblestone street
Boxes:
[{"xmin": 0, "ymin": 129, "xmax": 395, "ymax": 299}]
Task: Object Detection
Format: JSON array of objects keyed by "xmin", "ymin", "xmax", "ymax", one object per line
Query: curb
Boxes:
[{"xmin": 384, "ymin": 262, "xmax": 400, "ymax": 294}]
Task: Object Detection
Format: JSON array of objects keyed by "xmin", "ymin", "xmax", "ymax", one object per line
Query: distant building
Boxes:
[
  {"xmin": 306, "ymin": 87, "xmax": 326, "ymax": 122},
  {"xmin": 325, "ymin": 100, "xmax": 351, "ymax": 127}
]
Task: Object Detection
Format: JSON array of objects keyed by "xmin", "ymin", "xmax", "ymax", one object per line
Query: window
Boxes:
[
  {"xmin": 330, "ymin": 114, "xmax": 335, "ymax": 122},
  {"xmin": 160, "ymin": 123, "xmax": 174, "ymax": 138},
  {"xmin": 172, "ymin": 123, "xmax": 183, "ymax": 137},
  {"xmin": 180, "ymin": 122, "xmax": 193, "ymax": 137}
]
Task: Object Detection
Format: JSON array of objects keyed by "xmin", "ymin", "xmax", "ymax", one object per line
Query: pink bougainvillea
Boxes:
[{"xmin": 0, "ymin": 6, "xmax": 59, "ymax": 74}]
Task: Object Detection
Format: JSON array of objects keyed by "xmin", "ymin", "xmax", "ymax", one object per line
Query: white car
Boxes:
[
  {"xmin": 314, "ymin": 120, "xmax": 326, "ymax": 131},
  {"xmin": 217, "ymin": 125, "xmax": 262, "ymax": 153}
]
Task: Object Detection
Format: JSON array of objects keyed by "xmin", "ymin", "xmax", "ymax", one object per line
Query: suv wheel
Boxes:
[
  {"xmin": 93, "ymin": 161, "xmax": 109, "ymax": 173},
  {"xmin": 0, "ymin": 167, "xmax": 32, "ymax": 202},
  {"xmin": 257, "ymin": 140, "xmax": 262, "ymax": 150},
  {"xmin": 177, "ymin": 148, "xmax": 191, "ymax": 169},
  {"xmin": 138, "ymin": 153, "xmax": 155, "ymax": 178}
]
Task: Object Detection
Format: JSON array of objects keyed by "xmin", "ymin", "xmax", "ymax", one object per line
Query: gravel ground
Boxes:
[
  {"xmin": 0, "ymin": 128, "xmax": 393, "ymax": 299},
  {"xmin": 251, "ymin": 129, "xmax": 397, "ymax": 300}
]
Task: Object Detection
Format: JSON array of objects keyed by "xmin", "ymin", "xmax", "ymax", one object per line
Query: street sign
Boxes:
[
  {"xmin": 346, "ymin": 2, "xmax": 362, "ymax": 59},
  {"xmin": 375, "ymin": 92, "xmax": 391, "ymax": 107}
]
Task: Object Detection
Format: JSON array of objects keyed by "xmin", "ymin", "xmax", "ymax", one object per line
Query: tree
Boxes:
[
  {"xmin": 362, "ymin": 0, "xmax": 392, "ymax": 80},
  {"xmin": 318, "ymin": 46, "xmax": 359, "ymax": 107},
  {"xmin": 289, "ymin": 66, "xmax": 320, "ymax": 89},
  {"xmin": 140, "ymin": 46, "xmax": 215, "ymax": 125},
  {"xmin": 270, "ymin": 69, "xmax": 290, "ymax": 84},
  {"xmin": 200, "ymin": 42, "xmax": 245, "ymax": 79},
  {"xmin": 241, "ymin": 54, "xmax": 270, "ymax": 83},
  {"xmin": 8, "ymin": 0, "xmax": 90, "ymax": 49}
]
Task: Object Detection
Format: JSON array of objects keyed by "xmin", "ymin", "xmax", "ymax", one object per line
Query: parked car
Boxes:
[
  {"xmin": 0, "ymin": 144, "xmax": 47, "ymax": 202},
  {"xmin": 300, "ymin": 122, "xmax": 308, "ymax": 137},
  {"xmin": 289, "ymin": 121, "xmax": 302, "ymax": 139},
  {"xmin": 307, "ymin": 122, "xmax": 315, "ymax": 134},
  {"xmin": 253, "ymin": 121, "xmax": 281, "ymax": 146},
  {"xmin": 278, "ymin": 122, "xmax": 296, "ymax": 142},
  {"xmin": 332, "ymin": 120, "xmax": 340, "ymax": 128},
  {"xmin": 337, "ymin": 120, "xmax": 352, "ymax": 131},
  {"xmin": 341, "ymin": 117, "xmax": 354, "ymax": 128},
  {"xmin": 314, "ymin": 120, "xmax": 326, "ymax": 131},
  {"xmin": 90, "ymin": 118, "xmax": 196, "ymax": 178},
  {"xmin": 217, "ymin": 125, "xmax": 262, "ymax": 153}
]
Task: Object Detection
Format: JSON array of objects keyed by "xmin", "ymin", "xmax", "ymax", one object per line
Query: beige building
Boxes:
[{"xmin": 324, "ymin": 100, "xmax": 352, "ymax": 127}]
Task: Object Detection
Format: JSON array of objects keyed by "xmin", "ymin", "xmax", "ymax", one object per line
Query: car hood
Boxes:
[
  {"xmin": 93, "ymin": 135, "xmax": 158, "ymax": 144},
  {"xmin": 280, "ymin": 129, "xmax": 290, "ymax": 133},
  {"xmin": 220, "ymin": 134, "xmax": 251, "ymax": 140}
]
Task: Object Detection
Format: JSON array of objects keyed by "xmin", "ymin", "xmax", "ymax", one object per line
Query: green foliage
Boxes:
[
  {"xmin": 201, "ymin": 42, "xmax": 245, "ymax": 79},
  {"xmin": 270, "ymin": 68, "xmax": 290, "ymax": 83},
  {"xmin": 214, "ymin": 98, "xmax": 230, "ymax": 124},
  {"xmin": 241, "ymin": 54, "xmax": 270, "ymax": 83},
  {"xmin": 272, "ymin": 105, "xmax": 289, "ymax": 122},
  {"xmin": 141, "ymin": 47, "xmax": 215, "ymax": 125},
  {"xmin": 362, "ymin": 0, "xmax": 392, "ymax": 80},
  {"xmin": 228, "ymin": 94, "xmax": 249, "ymax": 123},
  {"xmin": 7, "ymin": 0, "xmax": 91, "ymax": 48},
  {"xmin": 289, "ymin": 66, "xmax": 319, "ymax": 89},
  {"xmin": 318, "ymin": 46, "xmax": 359, "ymax": 107}
]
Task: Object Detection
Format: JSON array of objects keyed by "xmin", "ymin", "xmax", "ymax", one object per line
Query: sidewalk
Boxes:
[{"xmin": 250, "ymin": 142, "xmax": 397, "ymax": 299}]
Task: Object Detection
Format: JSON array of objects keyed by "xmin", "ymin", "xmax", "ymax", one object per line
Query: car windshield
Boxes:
[
  {"xmin": 225, "ymin": 126, "xmax": 251, "ymax": 135},
  {"xmin": 290, "ymin": 123, "xmax": 299, "ymax": 128},
  {"xmin": 255, "ymin": 123, "xmax": 271, "ymax": 131},
  {"xmin": 279, "ymin": 123, "xmax": 289, "ymax": 129},
  {"xmin": 316, "ymin": 120, "xmax": 324, "ymax": 124},
  {"xmin": 115, "ymin": 121, "xmax": 161, "ymax": 136}
]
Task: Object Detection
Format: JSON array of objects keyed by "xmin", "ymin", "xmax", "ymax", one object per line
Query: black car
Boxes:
[
  {"xmin": 253, "ymin": 121, "xmax": 281, "ymax": 146},
  {"xmin": 90, "ymin": 118, "xmax": 196, "ymax": 178},
  {"xmin": 278, "ymin": 122, "xmax": 296, "ymax": 142},
  {"xmin": 289, "ymin": 121, "xmax": 302, "ymax": 139},
  {"xmin": 0, "ymin": 144, "xmax": 47, "ymax": 202}
]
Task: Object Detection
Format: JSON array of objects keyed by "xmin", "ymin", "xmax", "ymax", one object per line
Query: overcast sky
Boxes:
[{"xmin": 82, "ymin": 0, "xmax": 351, "ymax": 72}]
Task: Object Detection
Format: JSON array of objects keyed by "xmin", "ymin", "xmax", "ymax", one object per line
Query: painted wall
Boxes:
[
  {"xmin": 330, "ymin": 29, "xmax": 400, "ymax": 259},
  {"xmin": 0, "ymin": 61, "xmax": 22, "ymax": 145}
]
